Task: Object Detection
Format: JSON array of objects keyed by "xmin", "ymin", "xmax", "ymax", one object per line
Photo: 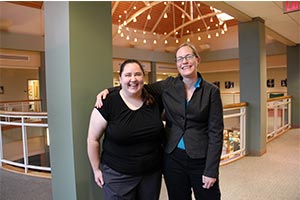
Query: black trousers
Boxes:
[
  {"xmin": 101, "ymin": 164, "xmax": 162, "ymax": 200},
  {"xmin": 163, "ymin": 148, "xmax": 221, "ymax": 200}
]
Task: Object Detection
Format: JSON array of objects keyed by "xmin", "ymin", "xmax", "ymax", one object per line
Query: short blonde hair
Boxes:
[{"xmin": 175, "ymin": 42, "xmax": 200, "ymax": 59}]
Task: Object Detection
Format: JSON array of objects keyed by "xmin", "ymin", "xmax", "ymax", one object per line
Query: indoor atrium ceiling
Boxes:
[{"xmin": 1, "ymin": 1, "xmax": 299, "ymax": 53}]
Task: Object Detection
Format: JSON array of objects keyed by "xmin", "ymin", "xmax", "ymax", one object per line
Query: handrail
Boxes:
[
  {"xmin": 0, "ymin": 99, "xmax": 42, "ymax": 113},
  {"xmin": 266, "ymin": 96, "xmax": 292, "ymax": 141},
  {"xmin": 0, "ymin": 111, "xmax": 49, "ymax": 174},
  {"xmin": 0, "ymin": 99, "xmax": 42, "ymax": 104},
  {"xmin": 267, "ymin": 95, "xmax": 292, "ymax": 102},
  {"xmin": 1, "ymin": 97, "xmax": 291, "ymax": 175},
  {"xmin": 220, "ymin": 103, "xmax": 247, "ymax": 165}
]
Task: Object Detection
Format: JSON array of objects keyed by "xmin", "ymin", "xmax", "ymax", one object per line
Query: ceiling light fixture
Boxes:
[{"xmin": 115, "ymin": 1, "xmax": 234, "ymax": 48}]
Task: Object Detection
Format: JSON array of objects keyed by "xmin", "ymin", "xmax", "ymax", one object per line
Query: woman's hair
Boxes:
[
  {"xmin": 119, "ymin": 59, "xmax": 155, "ymax": 106},
  {"xmin": 175, "ymin": 42, "xmax": 200, "ymax": 59}
]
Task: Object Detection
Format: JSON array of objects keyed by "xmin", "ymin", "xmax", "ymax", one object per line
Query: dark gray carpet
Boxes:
[{"xmin": 0, "ymin": 169, "xmax": 52, "ymax": 200}]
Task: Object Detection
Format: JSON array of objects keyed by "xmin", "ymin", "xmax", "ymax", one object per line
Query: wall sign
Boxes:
[{"xmin": 283, "ymin": 1, "xmax": 300, "ymax": 13}]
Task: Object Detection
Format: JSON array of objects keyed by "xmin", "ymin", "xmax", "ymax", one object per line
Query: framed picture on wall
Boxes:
[
  {"xmin": 213, "ymin": 81, "xmax": 220, "ymax": 88},
  {"xmin": 281, "ymin": 79, "xmax": 287, "ymax": 87},
  {"xmin": 267, "ymin": 79, "xmax": 274, "ymax": 88},
  {"xmin": 225, "ymin": 81, "xmax": 234, "ymax": 89},
  {"xmin": 0, "ymin": 86, "xmax": 3, "ymax": 94}
]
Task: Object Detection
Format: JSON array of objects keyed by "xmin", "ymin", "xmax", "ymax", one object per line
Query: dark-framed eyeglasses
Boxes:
[{"xmin": 175, "ymin": 54, "xmax": 196, "ymax": 63}]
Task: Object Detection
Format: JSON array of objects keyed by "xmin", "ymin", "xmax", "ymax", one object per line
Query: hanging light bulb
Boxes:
[
  {"xmin": 207, "ymin": 34, "xmax": 211, "ymax": 39},
  {"xmin": 147, "ymin": 14, "xmax": 151, "ymax": 20},
  {"xmin": 126, "ymin": 35, "xmax": 130, "ymax": 40},
  {"xmin": 153, "ymin": 40, "xmax": 157, "ymax": 44},
  {"xmin": 117, "ymin": 29, "xmax": 121, "ymax": 34},
  {"xmin": 198, "ymin": 36, "xmax": 201, "ymax": 40},
  {"xmin": 164, "ymin": 40, "xmax": 168, "ymax": 44},
  {"xmin": 187, "ymin": 38, "xmax": 190, "ymax": 42},
  {"xmin": 176, "ymin": 39, "xmax": 179, "ymax": 43},
  {"xmin": 210, "ymin": 17, "xmax": 213, "ymax": 22},
  {"xmin": 216, "ymin": 32, "xmax": 219, "ymax": 37},
  {"xmin": 123, "ymin": 21, "xmax": 127, "ymax": 26},
  {"xmin": 221, "ymin": 29, "xmax": 225, "ymax": 34},
  {"xmin": 223, "ymin": 23, "xmax": 228, "ymax": 31},
  {"xmin": 143, "ymin": 39, "xmax": 147, "ymax": 43},
  {"xmin": 134, "ymin": 38, "xmax": 137, "ymax": 42},
  {"xmin": 197, "ymin": 28, "xmax": 201, "ymax": 32},
  {"xmin": 120, "ymin": 33, "xmax": 124, "ymax": 37},
  {"xmin": 181, "ymin": 13, "xmax": 185, "ymax": 18},
  {"xmin": 164, "ymin": 13, "xmax": 168, "ymax": 18},
  {"xmin": 133, "ymin": 17, "xmax": 137, "ymax": 22}
]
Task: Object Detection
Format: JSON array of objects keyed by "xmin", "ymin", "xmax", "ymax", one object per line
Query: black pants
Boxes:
[
  {"xmin": 101, "ymin": 164, "xmax": 162, "ymax": 200},
  {"xmin": 163, "ymin": 148, "xmax": 221, "ymax": 200}
]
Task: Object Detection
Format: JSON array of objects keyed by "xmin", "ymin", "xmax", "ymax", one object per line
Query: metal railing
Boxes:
[
  {"xmin": 267, "ymin": 96, "xmax": 292, "ymax": 141},
  {"xmin": 0, "ymin": 110, "xmax": 49, "ymax": 173},
  {"xmin": 221, "ymin": 102, "xmax": 247, "ymax": 165},
  {"xmin": 0, "ymin": 99, "xmax": 42, "ymax": 112},
  {"xmin": 1, "ymin": 96, "xmax": 291, "ymax": 174}
]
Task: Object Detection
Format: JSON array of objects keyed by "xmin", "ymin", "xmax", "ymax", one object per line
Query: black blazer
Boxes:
[{"xmin": 147, "ymin": 72, "xmax": 224, "ymax": 178}]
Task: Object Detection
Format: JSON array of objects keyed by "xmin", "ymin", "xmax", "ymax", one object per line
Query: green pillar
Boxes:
[
  {"xmin": 44, "ymin": 2, "xmax": 112, "ymax": 199},
  {"xmin": 238, "ymin": 17, "xmax": 267, "ymax": 156},
  {"xmin": 287, "ymin": 45, "xmax": 300, "ymax": 128}
]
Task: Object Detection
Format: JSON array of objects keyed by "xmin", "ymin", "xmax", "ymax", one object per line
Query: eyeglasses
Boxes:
[{"xmin": 175, "ymin": 54, "xmax": 196, "ymax": 63}]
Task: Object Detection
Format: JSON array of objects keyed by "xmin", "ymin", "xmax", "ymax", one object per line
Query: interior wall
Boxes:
[
  {"xmin": 0, "ymin": 68, "xmax": 39, "ymax": 102},
  {"xmin": 0, "ymin": 66, "xmax": 287, "ymax": 103}
]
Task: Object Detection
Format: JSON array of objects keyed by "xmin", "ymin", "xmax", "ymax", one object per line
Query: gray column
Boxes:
[
  {"xmin": 148, "ymin": 61, "xmax": 157, "ymax": 83},
  {"xmin": 39, "ymin": 52, "xmax": 47, "ymax": 112},
  {"xmin": 238, "ymin": 17, "xmax": 267, "ymax": 156},
  {"xmin": 44, "ymin": 2, "xmax": 112, "ymax": 200},
  {"xmin": 287, "ymin": 45, "xmax": 300, "ymax": 128}
]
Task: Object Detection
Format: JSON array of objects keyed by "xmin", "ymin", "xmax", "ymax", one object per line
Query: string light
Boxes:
[{"xmin": 115, "ymin": 2, "xmax": 232, "ymax": 46}]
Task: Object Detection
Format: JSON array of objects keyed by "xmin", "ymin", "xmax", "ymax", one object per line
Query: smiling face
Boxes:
[
  {"xmin": 176, "ymin": 45, "xmax": 200, "ymax": 79},
  {"xmin": 119, "ymin": 62, "xmax": 144, "ymax": 97}
]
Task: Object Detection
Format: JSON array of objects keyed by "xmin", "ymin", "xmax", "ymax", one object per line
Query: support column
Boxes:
[
  {"xmin": 148, "ymin": 61, "xmax": 157, "ymax": 83},
  {"xmin": 238, "ymin": 17, "xmax": 267, "ymax": 156},
  {"xmin": 39, "ymin": 52, "xmax": 47, "ymax": 111},
  {"xmin": 287, "ymin": 45, "xmax": 300, "ymax": 128},
  {"xmin": 44, "ymin": 2, "xmax": 112, "ymax": 199}
]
